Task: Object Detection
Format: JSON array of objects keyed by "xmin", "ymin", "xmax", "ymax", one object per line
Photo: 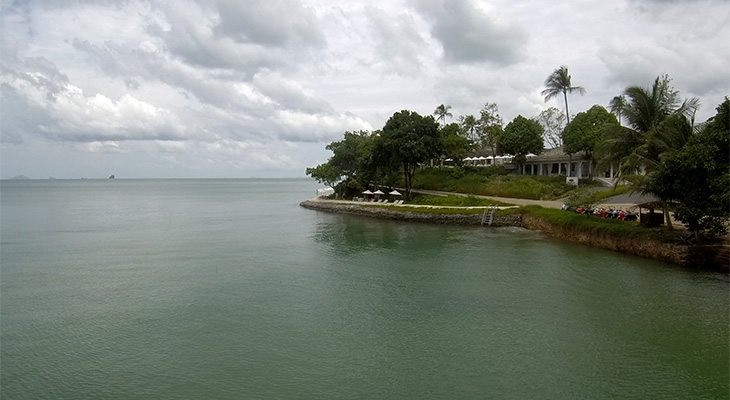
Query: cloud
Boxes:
[
  {"xmin": 252, "ymin": 71, "xmax": 333, "ymax": 114},
  {"xmin": 272, "ymin": 110, "xmax": 373, "ymax": 143},
  {"xmin": 215, "ymin": 0, "xmax": 325, "ymax": 48},
  {"xmin": 413, "ymin": 0, "xmax": 528, "ymax": 65},
  {"xmin": 365, "ymin": 6, "xmax": 429, "ymax": 75},
  {"xmin": 1, "ymin": 41, "xmax": 186, "ymax": 143}
]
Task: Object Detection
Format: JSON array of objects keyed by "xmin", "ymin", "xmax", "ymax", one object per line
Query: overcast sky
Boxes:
[{"xmin": 2, "ymin": 0, "xmax": 728, "ymax": 179}]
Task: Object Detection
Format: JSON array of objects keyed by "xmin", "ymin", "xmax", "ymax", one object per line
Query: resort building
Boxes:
[{"xmin": 463, "ymin": 146, "xmax": 619, "ymax": 185}]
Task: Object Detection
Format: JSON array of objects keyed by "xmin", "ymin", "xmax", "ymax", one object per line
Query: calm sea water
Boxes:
[{"xmin": 1, "ymin": 179, "xmax": 728, "ymax": 399}]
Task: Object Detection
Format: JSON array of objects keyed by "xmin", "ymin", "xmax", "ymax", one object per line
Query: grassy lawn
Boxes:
[
  {"xmin": 412, "ymin": 167, "xmax": 578, "ymax": 200},
  {"xmin": 408, "ymin": 194, "xmax": 512, "ymax": 207}
]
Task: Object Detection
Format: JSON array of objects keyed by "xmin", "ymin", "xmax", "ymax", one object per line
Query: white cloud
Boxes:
[{"xmin": 1, "ymin": 0, "xmax": 728, "ymax": 178}]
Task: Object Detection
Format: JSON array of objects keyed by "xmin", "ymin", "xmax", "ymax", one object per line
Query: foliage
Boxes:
[
  {"xmin": 439, "ymin": 122, "xmax": 472, "ymax": 163},
  {"xmin": 458, "ymin": 114, "xmax": 478, "ymax": 142},
  {"xmin": 537, "ymin": 107, "xmax": 566, "ymax": 148},
  {"xmin": 476, "ymin": 102, "xmax": 503, "ymax": 155},
  {"xmin": 375, "ymin": 110, "xmax": 441, "ymax": 198},
  {"xmin": 305, "ymin": 130, "xmax": 377, "ymax": 191},
  {"xmin": 516, "ymin": 206, "xmax": 675, "ymax": 240},
  {"xmin": 597, "ymin": 75, "xmax": 700, "ymax": 230},
  {"xmin": 599, "ymin": 75, "xmax": 699, "ymax": 176},
  {"xmin": 562, "ymin": 105, "xmax": 619, "ymax": 177},
  {"xmin": 647, "ymin": 98, "xmax": 730, "ymax": 239},
  {"xmin": 497, "ymin": 115, "xmax": 544, "ymax": 169},
  {"xmin": 609, "ymin": 95, "xmax": 627, "ymax": 125},
  {"xmin": 433, "ymin": 104, "xmax": 453, "ymax": 127},
  {"xmin": 542, "ymin": 65, "xmax": 586, "ymax": 124}
]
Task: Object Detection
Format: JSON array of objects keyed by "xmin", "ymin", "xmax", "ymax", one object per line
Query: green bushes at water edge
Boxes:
[{"xmin": 509, "ymin": 205, "xmax": 679, "ymax": 242}]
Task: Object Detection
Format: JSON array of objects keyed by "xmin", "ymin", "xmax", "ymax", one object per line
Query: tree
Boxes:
[
  {"xmin": 537, "ymin": 107, "xmax": 566, "ymax": 148},
  {"xmin": 306, "ymin": 130, "xmax": 377, "ymax": 194},
  {"xmin": 599, "ymin": 75, "xmax": 699, "ymax": 177},
  {"xmin": 440, "ymin": 122, "xmax": 471, "ymax": 165},
  {"xmin": 476, "ymin": 102, "xmax": 503, "ymax": 156},
  {"xmin": 542, "ymin": 65, "xmax": 586, "ymax": 124},
  {"xmin": 375, "ymin": 110, "xmax": 441, "ymax": 198},
  {"xmin": 433, "ymin": 104, "xmax": 453, "ymax": 127},
  {"xmin": 458, "ymin": 114, "xmax": 478, "ymax": 142},
  {"xmin": 647, "ymin": 98, "xmax": 730, "ymax": 240},
  {"xmin": 598, "ymin": 75, "xmax": 701, "ymax": 229},
  {"xmin": 497, "ymin": 115, "xmax": 544, "ymax": 172},
  {"xmin": 609, "ymin": 95, "xmax": 627, "ymax": 125},
  {"xmin": 562, "ymin": 105, "xmax": 619, "ymax": 178}
]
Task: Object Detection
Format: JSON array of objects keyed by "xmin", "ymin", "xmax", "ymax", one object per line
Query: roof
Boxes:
[
  {"xmin": 470, "ymin": 146, "xmax": 588, "ymax": 162},
  {"xmin": 524, "ymin": 147, "xmax": 589, "ymax": 163}
]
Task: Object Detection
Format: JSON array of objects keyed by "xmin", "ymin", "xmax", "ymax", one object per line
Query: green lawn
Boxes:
[{"xmin": 412, "ymin": 167, "xmax": 577, "ymax": 200}]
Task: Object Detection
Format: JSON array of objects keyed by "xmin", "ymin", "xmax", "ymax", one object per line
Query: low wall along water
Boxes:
[{"xmin": 300, "ymin": 199, "xmax": 729, "ymax": 272}]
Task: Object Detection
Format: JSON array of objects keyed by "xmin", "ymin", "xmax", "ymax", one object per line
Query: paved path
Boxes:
[{"xmin": 409, "ymin": 188, "xmax": 642, "ymax": 210}]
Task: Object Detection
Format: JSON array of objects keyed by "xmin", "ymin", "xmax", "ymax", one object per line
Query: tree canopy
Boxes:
[
  {"xmin": 375, "ymin": 110, "xmax": 441, "ymax": 198},
  {"xmin": 305, "ymin": 130, "xmax": 377, "ymax": 193},
  {"xmin": 542, "ymin": 65, "xmax": 585, "ymax": 124},
  {"xmin": 647, "ymin": 98, "xmax": 730, "ymax": 239},
  {"xmin": 433, "ymin": 104, "xmax": 453, "ymax": 127},
  {"xmin": 562, "ymin": 105, "xmax": 618, "ymax": 177},
  {"xmin": 476, "ymin": 102, "xmax": 503, "ymax": 156},
  {"xmin": 497, "ymin": 115, "xmax": 544, "ymax": 169}
]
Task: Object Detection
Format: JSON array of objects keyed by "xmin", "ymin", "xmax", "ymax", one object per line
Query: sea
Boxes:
[{"xmin": 1, "ymin": 178, "xmax": 728, "ymax": 399}]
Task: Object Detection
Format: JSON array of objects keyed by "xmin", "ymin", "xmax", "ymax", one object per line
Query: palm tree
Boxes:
[
  {"xmin": 458, "ymin": 114, "xmax": 478, "ymax": 141},
  {"xmin": 542, "ymin": 66, "xmax": 585, "ymax": 124},
  {"xmin": 598, "ymin": 75, "xmax": 700, "ymax": 229},
  {"xmin": 609, "ymin": 95, "xmax": 627, "ymax": 125},
  {"xmin": 433, "ymin": 104, "xmax": 453, "ymax": 127}
]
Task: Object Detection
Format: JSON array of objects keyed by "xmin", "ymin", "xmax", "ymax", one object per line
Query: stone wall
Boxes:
[
  {"xmin": 301, "ymin": 199, "xmax": 729, "ymax": 272},
  {"xmin": 299, "ymin": 200, "xmax": 522, "ymax": 227}
]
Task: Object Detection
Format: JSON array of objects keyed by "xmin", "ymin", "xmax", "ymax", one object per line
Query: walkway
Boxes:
[{"xmin": 409, "ymin": 188, "xmax": 641, "ymax": 210}]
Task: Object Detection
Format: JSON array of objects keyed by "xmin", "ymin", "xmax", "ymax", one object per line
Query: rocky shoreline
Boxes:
[{"xmin": 300, "ymin": 199, "xmax": 729, "ymax": 272}]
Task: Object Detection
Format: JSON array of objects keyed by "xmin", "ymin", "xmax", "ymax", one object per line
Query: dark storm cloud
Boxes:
[{"xmin": 413, "ymin": 0, "xmax": 528, "ymax": 65}]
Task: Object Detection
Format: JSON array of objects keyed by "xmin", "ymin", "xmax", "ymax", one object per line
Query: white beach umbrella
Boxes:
[
  {"xmin": 362, "ymin": 190, "xmax": 373, "ymax": 195},
  {"xmin": 373, "ymin": 190, "xmax": 385, "ymax": 195},
  {"xmin": 389, "ymin": 190, "xmax": 401, "ymax": 196}
]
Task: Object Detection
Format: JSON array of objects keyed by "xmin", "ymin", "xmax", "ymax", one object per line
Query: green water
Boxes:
[{"xmin": 1, "ymin": 179, "xmax": 728, "ymax": 399}]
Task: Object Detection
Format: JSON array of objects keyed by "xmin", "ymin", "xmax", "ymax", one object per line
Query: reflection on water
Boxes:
[{"xmin": 2, "ymin": 180, "xmax": 728, "ymax": 399}]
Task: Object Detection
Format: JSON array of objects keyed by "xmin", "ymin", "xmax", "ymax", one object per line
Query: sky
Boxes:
[{"xmin": 1, "ymin": 0, "xmax": 728, "ymax": 179}]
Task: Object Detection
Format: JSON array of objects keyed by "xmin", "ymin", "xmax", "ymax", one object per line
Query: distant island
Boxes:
[{"xmin": 10, "ymin": 175, "xmax": 30, "ymax": 180}]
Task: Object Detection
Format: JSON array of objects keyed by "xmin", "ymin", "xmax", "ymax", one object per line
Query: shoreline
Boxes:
[{"xmin": 300, "ymin": 198, "xmax": 729, "ymax": 272}]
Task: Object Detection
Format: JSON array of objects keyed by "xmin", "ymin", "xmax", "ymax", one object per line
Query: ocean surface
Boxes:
[{"xmin": 1, "ymin": 179, "xmax": 728, "ymax": 399}]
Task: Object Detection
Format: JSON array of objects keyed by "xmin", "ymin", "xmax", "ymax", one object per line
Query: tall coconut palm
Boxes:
[
  {"xmin": 598, "ymin": 75, "xmax": 700, "ymax": 229},
  {"xmin": 433, "ymin": 104, "xmax": 453, "ymax": 127},
  {"xmin": 609, "ymin": 95, "xmax": 627, "ymax": 125},
  {"xmin": 542, "ymin": 66, "xmax": 585, "ymax": 124}
]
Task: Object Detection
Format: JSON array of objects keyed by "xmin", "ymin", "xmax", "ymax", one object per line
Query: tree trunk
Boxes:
[
  {"xmin": 661, "ymin": 200, "xmax": 674, "ymax": 230},
  {"xmin": 563, "ymin": 91, "xmax": 570, "ymax": 124}
]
